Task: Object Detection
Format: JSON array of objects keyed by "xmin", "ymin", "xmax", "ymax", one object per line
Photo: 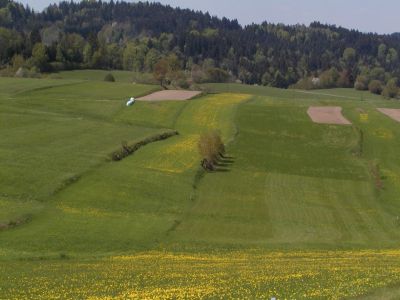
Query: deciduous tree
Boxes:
[{"xmin": 30, "ymin": 43, "xmax": 48, "ymax": 72}]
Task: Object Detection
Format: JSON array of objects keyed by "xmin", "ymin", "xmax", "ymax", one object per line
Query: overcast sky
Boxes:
[{"xmin": 17, "ymin": 0, "xmax": 399, "ymax": 34}]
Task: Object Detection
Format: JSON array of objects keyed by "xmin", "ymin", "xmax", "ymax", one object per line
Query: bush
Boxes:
[
  {"xmin": 354, "ymin": 75, "xmax": 369, "ymax": 91},
  {"xmin": 15, "ymin": 67, "xmax": 29, "ymax": 78},
  {"xmin": 368, "ymin": 80, "xmax": 383, "ymax": 95},
  {"xmin": 175, "ymin": 78, "xmax": 190, "ymax": 89},
  {"xmin": 198, "ymin": 130, "xmax": 225, "ymax": 171},
  {"xmin": 337, "ymin": 71, "xmax": 352, "ymax": 88},
  {"xmin": 171, "ymin": 70, "xmax": 190, "ymax": 88},
  {"xmin": 206, "ymin": 67, "xmax": 230, "ymax": 83},
  {"xmin": 382, "ymin": 78, "xmax": 399, "ymax": 99},
  {"xmin": 14, "ymin": 67, "xmax": 40, "ymax": 78},
  {"xmin": 191, "ymin": 65, "xmax": 207, "ymax": 83},
  {"xmin": 111, "ymin": 131, "xmax": 178, "ymax": 161},
  {"xmin": 131, "ymin": 72, "xmax": 158, "ymax": 85},
  {"xmin": 11, "ymin": 54, "xmax": 25, "ymax": 72},
  {"xmin": 319, "ymin": 68, "xmax": 339, "ymax": 88},
  {"xmin": 261, "ymin": 71, "xmax": 272, "ymax": 86},
  {"xmin": 49, "ymin": 61, "xmax": 66, "ymax": 72},
  {"xmin": 104, "ymin": 73, "xmax": 116, "ymax": 82},
  {"xmin": 290, "ymin": 77, "xmax": 315, "ymax": 90}
]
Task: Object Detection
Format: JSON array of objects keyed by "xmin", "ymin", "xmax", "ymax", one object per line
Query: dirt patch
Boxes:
[
  {"xmin": 307, "ymin": 106, "xmax": 351, "ymax": 125},
  {"xmin": 138, "ymin": 90, "xmax": 202, "ymax": 101},
  {"xmin": 377, "ymin": 108, "xmax": 400, "ymax": 123}
]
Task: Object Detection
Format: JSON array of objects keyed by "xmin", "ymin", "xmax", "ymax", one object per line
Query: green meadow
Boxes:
[{"xmin": 2, "ymin": 72, "xmax": 400, "ymax": 298}]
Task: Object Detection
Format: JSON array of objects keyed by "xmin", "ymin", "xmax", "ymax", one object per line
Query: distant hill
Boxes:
[{"xmin": 1, "ymin": 0, "xmax": 400, "ymax": 91}]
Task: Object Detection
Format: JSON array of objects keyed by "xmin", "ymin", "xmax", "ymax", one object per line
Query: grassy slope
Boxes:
[
  {"xmin": 0, "ymin": 87, "xmax": 249, "ymax": 256},
  {"xmin": 2, "ymin": 77, "xmax": 400, "ymax": 298},
  {"xmin": 0, "ymin": 78, "xmax": 162, "ymax": 227},
  {"xmin": 203, "ymin": 83, "xmax": 384, "ymax": 101},
  {"xmin": 169, "ymin": 94, "xmax": 400, "ymax": 250}
]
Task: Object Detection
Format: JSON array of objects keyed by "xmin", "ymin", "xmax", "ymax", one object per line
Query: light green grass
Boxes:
[
  {"xmin": 0, "ymin": 77, "xmax": 80, "ymax": 99},
  {"xmin": 167, "ymin": 95, "xmax": 400, "ymax": 250},
  {"xmin": 0, "ymin": 79, "xmax": 162, "ymax": 204},
  {"xmin": 0, "ymin": 92, "xmax": 249, "ymax": 256},
  {"xmin": 203, "ymin": 83, "xmax": 384, "ymax": 102},
  {"xmin": 2, "ymin": 78, "xmax": 400, "ymax": 298},
  {"xmin": 114, "ymin": 100, "xmax": 187, "ymax": 128},
  {"xmin": 0, "ymin": 77, "xmax": 162, "ymax": 227}
]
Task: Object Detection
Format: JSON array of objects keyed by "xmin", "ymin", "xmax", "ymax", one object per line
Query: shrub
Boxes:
[
  {"xmin": 261, "ymin": 71, "xmax": 272, "ymax": 86},
  {"xmin": 368, "ymin": 80, "xmax": 383, "ymax": 95},
  {"xmin": 104, "ymin": 73, "xmax": 116, "ymax": 82},
  {"xmin": 206, "ymin": 67, "xmax": 230, "ymax": 83},
  {"xmin": 337, "ymin": 71, "xmax": 352, "ymax": 88},
  {"xmin": 354, "ymin": 75, "xmax": 369, "ymax": 91},
  {"xmin": 11, "ymin": 54, "xmax": 25, "ymax": 72},
  {"xmin": 14, "ymin": 67, "xmax": 29, "ymax": 78},
  {"xmin": 14, "ymin": 67, "xmax": 40, "ymax": 78},
  {"xmin": 171, "ymin": 70, "xmax": 190, "ymax": 88},
  {"xmin": 176, "ymin": 78, "xmax": 190, "ymax": 89},
  {"xmin": 382, "ymin": 78, "xmax": 399, "ymax": 99},
  {"xmin": 198, "ymin": 130, "xmax": 225, "ymax": 171},
  {"xmin": 49, "ymin": 61, "xmax": 66, "ymax": 72},
  {"xmin": 319, "ymin": 68, "xmax": 339, "ymax": 88},
  {"xmin": 111, "ymin": 131, "xmax": 178, "ymax": 161},
  {"xmin": 191, "ymin": 65, "xmax": 207, "ymax": 83},
  {"xmin": 290, "ymin": 77, "xmax": 315, "ymax": 90}
]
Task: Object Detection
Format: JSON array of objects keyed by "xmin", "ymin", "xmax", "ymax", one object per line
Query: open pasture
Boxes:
[
  {"xmin": 2, "ymin": 75, "xmax": 400, "ymax": 298},
  {"xmin": 0, "ymin": 78, "xmax": 161, "ymax": 224}
]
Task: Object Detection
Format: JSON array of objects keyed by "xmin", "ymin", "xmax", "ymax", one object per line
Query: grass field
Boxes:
[
  {"xmin": 2, "ymin": 71, "xmax": 400, "ymax": 298},
  {"xmin": 2, "ymin": 250, "xmax": 400, "ymax": 299}
]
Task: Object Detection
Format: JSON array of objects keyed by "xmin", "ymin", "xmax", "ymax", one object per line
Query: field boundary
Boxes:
[
  {"xmin": 47, "ymin": 131, "xmax": 179, "ymax": 199},
  {"xmin": 14, "ymin": 81, "xmax": 85, "ymax": 97},
  {"xmin": 230, "ymin": 95, "xmax": 257, "ymax": 144},
  {"xmin": 110, "ymin": 130, "xmax": 179, "ymax": 161}
]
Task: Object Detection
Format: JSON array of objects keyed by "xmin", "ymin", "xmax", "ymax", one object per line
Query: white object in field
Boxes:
[{"xmin": 126, "ymin": 97, "xmax": 135, "ymax": 106}]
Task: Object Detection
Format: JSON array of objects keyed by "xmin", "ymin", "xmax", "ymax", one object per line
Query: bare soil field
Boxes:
[
  {"xmin": 307, "ymin": 106, "xmax": 352, "ymax": 125},
  {"xmin": 377, "ymin": 108, "xmax": 400, "ymax": 123},
  {"xmin": 138, "ymin": 90, "xmax": 202, "ymax": 101}
]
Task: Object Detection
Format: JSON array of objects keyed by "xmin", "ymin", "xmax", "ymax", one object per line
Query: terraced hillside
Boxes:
[{"xmin": 2, "ymin": 73, "xmax": 400, "ymax": 299}]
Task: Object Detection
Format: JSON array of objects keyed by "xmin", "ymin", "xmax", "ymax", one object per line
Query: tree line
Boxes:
[{"xmin": 1, "ymin": 0, "xmax": 400, "ymax": 97}]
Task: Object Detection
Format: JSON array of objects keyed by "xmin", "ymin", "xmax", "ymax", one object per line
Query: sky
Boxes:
[{"xmin": 17, "ymin": 0, "xmax": 399, "ymax": 34}]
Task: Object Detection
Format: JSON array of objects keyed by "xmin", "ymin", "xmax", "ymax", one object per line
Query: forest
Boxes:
[{"xmin": 1, "ymin": 0, "xmax": 400, "ymax": 96}]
